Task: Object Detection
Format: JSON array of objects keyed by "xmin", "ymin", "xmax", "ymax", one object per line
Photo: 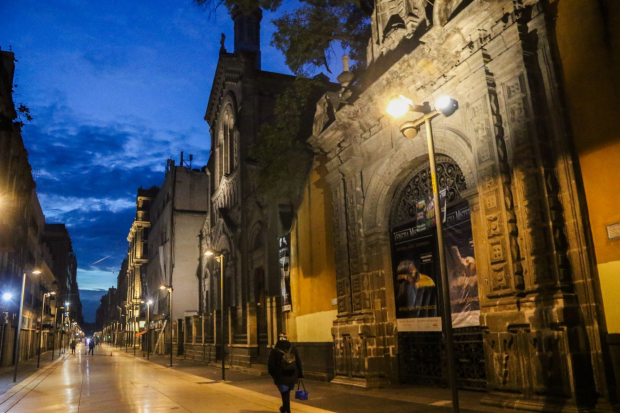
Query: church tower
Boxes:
[{"xmin": 231, "ymin": 7, "xmax": 262, "ymax": 69}]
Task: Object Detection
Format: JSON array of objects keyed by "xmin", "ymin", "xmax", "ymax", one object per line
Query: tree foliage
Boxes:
[
  {"xmin": 194, "ymin": 0, "xmax": 372, "ymax": 75},
  {"xmin": 251, "ymin": 77, "xmax": 320, "ymax": 202},
  {"xmin": 272, "ymin": 0, "xmax": 372, "ymax": 75}
]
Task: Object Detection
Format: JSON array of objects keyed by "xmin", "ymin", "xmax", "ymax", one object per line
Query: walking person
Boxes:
[
  {"xmin": 88, "ymin": 339, "xmax": 95, "ymax": 355},
  {"xmin": 70, "ymin": 339, "xmax": 76, "ymax": 355},
  {"xmin": 268, "ymin": 334, "xmax": 303, "ymax": 413}
]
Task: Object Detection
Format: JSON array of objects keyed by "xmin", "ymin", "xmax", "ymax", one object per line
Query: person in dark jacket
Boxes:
[{"xmin": 268, "ymin": 334, "xmax": 303, "ymax": 413}]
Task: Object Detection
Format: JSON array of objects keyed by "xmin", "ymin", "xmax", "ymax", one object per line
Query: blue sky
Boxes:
[{"xmin": 0, "ymin": 0, "xmax": 304, "ymax": 322}]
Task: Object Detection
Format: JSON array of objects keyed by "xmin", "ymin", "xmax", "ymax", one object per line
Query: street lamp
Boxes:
[
  {"xmin": 37, "ymin": 291, "xmax": 56, "ymax": 368},
  {"xmin": 204, "ymin": 248, "xmax": 228, "ymax": 381},
  {"xmin": 133, "ymin": 300, "xmax": 139, "ymax": 356},
  {"xmin": 13, "ymin": 270, "xmax": 41, "ymax": 382},
  {"xmin": 145, "ymin": 300, "xmax": 152, "ymax": 360},
  {"xmin": 159, "ymin": 285, "xmax": 173, "ymax": 367},
  {"xmin": 2, "ymin": 293, "xmax": 12, "ymax": 368},
  {"xmin": 64, "ymin": 302, "xmax": 70, "ymax": 355},
  {"xmin": 387, "ymin": 94, "xmax": 460, "ymax": 413}
]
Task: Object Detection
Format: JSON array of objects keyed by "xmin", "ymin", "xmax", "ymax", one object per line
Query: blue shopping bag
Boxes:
[{"xmin": 295, "ymin": 379, "xmax": 308, "ymax": 400}]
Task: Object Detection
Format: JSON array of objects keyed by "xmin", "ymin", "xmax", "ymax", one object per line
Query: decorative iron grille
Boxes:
[
  {"xmin": 398, "ymin": 327, "xmax": 486, "ymax": 390},
  {"xmin": 392, "ymin": 157, "xmax": 467, "ymax": 228}
]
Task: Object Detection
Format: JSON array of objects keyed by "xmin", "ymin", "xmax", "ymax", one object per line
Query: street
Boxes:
[{"xmin": 0, "ymin": 343, "xmax": 511, "ymax": 413}]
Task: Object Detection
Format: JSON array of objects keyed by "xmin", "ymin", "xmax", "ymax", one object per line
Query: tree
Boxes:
[
  {"xmin": 251, "ymin": 77, "xmax": 322, "ymax": 202},
  {"xmin": 194, "ymin": 0, "xmax": 372, "ymax": 75}
]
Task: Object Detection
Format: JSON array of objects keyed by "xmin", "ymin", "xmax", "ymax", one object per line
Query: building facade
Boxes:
[
  {"xmin": 126, "ymin": 187, "xmax": 158, "ymax": 350},
  {"xmin": 0, "ymin": 51, "xmax": 76, "ymax": 366},
  {"xmin": 196, "ymin": 8, "xmax": 301, "ymax": 368},
  {"xmin": 306, "ymin": 0, "xmax": 619, "ymax": 411},
  {"xmin": 145, "ymin": 160, "xmax": 208, "ymax": 356},
  {"xmin": 44, "ymin": 223, "xmax": 81, "ymax": 352}
]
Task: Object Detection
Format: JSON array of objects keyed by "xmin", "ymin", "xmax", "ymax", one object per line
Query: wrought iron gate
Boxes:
[
  {"xmin": 398, "ymin": 327, "xmax": 486, "ymax": 390},
  {"xmin": 393, "ymin": 157, "xmax": 486, "ymax": 391}
]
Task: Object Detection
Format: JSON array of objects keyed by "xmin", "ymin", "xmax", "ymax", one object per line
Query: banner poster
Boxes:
[
  {"xmin": 391, "ymin": 225, "xmax": 441, "ymax": 332},
  {"xmin": 391, "ymin": 197, "xmax": 477, "ymax": 332},
  {"xmin": 413, "ymin": 189, "xmax": 447, "ymax": 234},
  {"xmin": 444, "ymin": 201, "xmax": 480, "ymax": 328},
  {"xmin": 279, "ymin": 234, "xmax": 292, "ymax": 312}
]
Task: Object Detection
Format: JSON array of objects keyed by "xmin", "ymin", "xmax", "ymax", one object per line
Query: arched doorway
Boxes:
[{"xmin": 389, "ymin": 155, "xmax": 486, "ymax": 390}]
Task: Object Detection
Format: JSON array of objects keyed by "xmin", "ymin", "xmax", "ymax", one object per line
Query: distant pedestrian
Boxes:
[
  {"xmin": 88, "ymin": 339, "xmax": 95, "ymax": 355},
  {"xmin": 70, "ymin": 340, "xmax": 76, "ymax": 354},
  {"xmin": 268, "ymin": 334, "xmax": 303, "ymax": 413}
]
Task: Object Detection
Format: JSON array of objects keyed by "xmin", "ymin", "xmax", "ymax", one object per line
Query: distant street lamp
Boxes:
[
  {"xmin": 145, "ymin": 300, "xmax": 153, "ymax": 360},
  {"xmin": 133, "ymin": 300, "xmax": 139, "ymax": 356},
  {"xmin": 1, "ymin": 293, "xmax": 13, "ymax": 367},
  {"xmin": 387, "ymin": 94, "xmax": 460, "ymax": 413},
  {"xmin": 205, "ymin": 248, "xmax": 228, "ymax": 381},
  {"xmin": 65, "ymin": 302, "xmax": 70, "ymax": 354},
  {"xmin": 13, "ymin": 270, "xmax": 42, "ymax": 382},
  {"xmin": 159, "ymin": 285, "xmax": 173, "ymax": 367},
  {"xmin": 38, "ymin": 291, "xmax": 56, "ymax": 368},
  {"xmin": 51, "ymin": 301, "xmax": 59, "ymax": 361}
]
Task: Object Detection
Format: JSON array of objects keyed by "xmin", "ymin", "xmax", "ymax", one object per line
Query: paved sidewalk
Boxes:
[
  {"xmin": 130, "ymin": 348, "xmax": 510, "ymax": 413},
  {"xmin": 0, "ymin": 346, "xmax": 65, "ymax": 395},
  {"xmin": 0, "ymin": 343, "xmax": 335, "ymax": 413},
  {"xmin": 0, "ymin": 345, "xmax": 520, "ymax": 413},
  {"xmin": 0, "ymin": 343, "xmax": 515, "ymax": 413}
]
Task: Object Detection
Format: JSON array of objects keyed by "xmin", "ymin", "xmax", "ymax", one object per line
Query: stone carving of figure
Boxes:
[
  {"xmin": 219, "ymin": 33, "xmax": 226, "ymax": 53},
  {"xmin": 313, "ymin": 95, "xmax": 334, "ymax": 136},
  {"xmin": 405, "ymin": 0, "xmax": 430, "ymax": 29}
]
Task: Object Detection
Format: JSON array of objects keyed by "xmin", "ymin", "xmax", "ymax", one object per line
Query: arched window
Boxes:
[
  {"xmin": 223, "ymin": 105, "xmax": 236, "ymax": 174},
  {"xmin": 217, "ymin": 103, "xmax": 237, "ymax": 183},
  {"xmin": 391, "ymin": 156, "xmax": 467, "ymax": 228},
  {"xmin": 223, "ymin": 111, "xmax": 230, "ymax": 175},
  {"xmin": 217, "ymin": 128, "xmax": 224, "ymax": 183}
]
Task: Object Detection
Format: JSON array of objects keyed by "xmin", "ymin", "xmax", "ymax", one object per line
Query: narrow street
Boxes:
[{"xmin": 0, "ymin": 343, "xmax": 506, "ymax": 413}]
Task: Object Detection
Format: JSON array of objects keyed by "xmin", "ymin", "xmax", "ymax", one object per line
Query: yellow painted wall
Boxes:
[
  {"xmin": 553, "ymin": 0, "xmax": 620, "ymax": 332},
  {"xmin": 286, "ymin": 155, "xmax": 338, "ymax": 342}
]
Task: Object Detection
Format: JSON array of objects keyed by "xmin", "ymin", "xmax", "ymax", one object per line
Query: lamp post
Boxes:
[
  {"xmin": 146, "ymin": 300, "xmax": 152, "ymax": 360},
  {"xmin": 133, "ymin": 301, "xmax": 138, "ymax": 356},
  {"xmin": 13, "ymin": 270, "xmax": 41, "ymax": 382},
  {"xmin": 37, "ymin": 291, "xmax": 56, "ymax": 368},
  {"xmin": 58, "ymin": 306, "xmax": 64, "ymax": 357},
  {"xmin": 1, "ymin": 293, "xmax": 13, "ymax": 368},
  {"xmin": 159, "ymin": 285, "xmax": 173, "ymax": 367},
  {"xmin": 125, "ymin": 304, "xmax": 129, "ymax": 352},
  {"xmin": 51, "ymin": 301, "xmax": 59, "ymax": 361},
  {"xmin": 65, "ymin": 302, "xmax": 70, "ymax": 355},
  {"xmin": 387, "ymin": 95, "xmax": 460, "ymax": 413},
  {"xmin": 204, "ymin": 248, "xmax": 227, "ymax": 381}
]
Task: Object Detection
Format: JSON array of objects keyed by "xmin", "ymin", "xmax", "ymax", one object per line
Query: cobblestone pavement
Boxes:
[{"xmin": 0, "ymin": 343, "xmax": 510, "ymax": 413}]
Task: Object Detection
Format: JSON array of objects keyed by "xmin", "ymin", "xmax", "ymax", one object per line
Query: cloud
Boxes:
[
  {"xmin": 77, "ymin": 269, "xmax": 119, "ymax": 291},
  {"xmin": 40, "ymin": 194, "xmax": 135, "ymax": 217}
]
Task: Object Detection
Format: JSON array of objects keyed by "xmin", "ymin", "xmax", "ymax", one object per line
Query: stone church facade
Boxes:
[
  {"xmin": 309, "ymin": 0, "xmax": 615, "ymax": 410},
  {"xmin": 196, "ymin": 8, "xmax": 300, "ymax": 368}
]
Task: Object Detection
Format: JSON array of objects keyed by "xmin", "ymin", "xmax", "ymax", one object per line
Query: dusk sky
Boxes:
[{"xmin": 0, "ymin": 0, "xmax": 307, "ymax": 322}]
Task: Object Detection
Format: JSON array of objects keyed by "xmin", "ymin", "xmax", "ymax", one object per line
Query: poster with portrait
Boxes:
[
  {"xmin": 391, "ymin": 225, "xmax": 441, "ymax": 332},
  {"xmin": 444, "ymin": 202, "xmax": 480, "ymax": 328},
  {"xmin": 279, "ymin": 234, "xmax": 292, "ymax": 312}
]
